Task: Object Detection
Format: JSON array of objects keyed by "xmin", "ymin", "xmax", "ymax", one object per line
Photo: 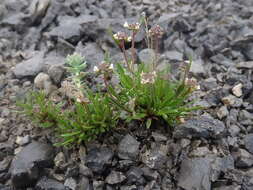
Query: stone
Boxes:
[
  {"xmin": 244, "ymin": 134, "xmax": 253, "ymax": 154},
  {"xmin": 164, "ymin": 51, "xmax": 183, "ymax": 61},
  {"xmin": 141, "ymin": 167, "xmax": 160, "ymax": 181},
  {"xmin": 236, "ymin": 61, "xmax": 253, "ymax": 69},
  {"xmin": 222, "ymin": 95, "xmax": 242, "ymax": 107},
  {"xmin": 105, "ymin": 171, "xmax": 126, "ymax": 185},
  {"xmin": 64, "ymin": 178, "xmax": 77, "ymax": 190},
  {"xmin": 120, "ymin": 185, "xmax": 137, "ymax": 190},
  {"xmin": 217, "ymin": 106, "xmax": 229, "ymax": 119},
  {"xmin": 138, "ymin": 49, "xmax": 155, "ymax": 65},
  {"xmin": 34, "ymin": 72, "xmax": 55, "ymax": 94},
  {"xmin": 35, "ymin": 176, "xmax": 66, "ymax": 190},
  {"xmin": 126, "ymin": 167, "xmax": 145, "ymax": 185},
  {"xmin": 86, "ymin": 147, "xmax": 114, "ymax": 174},
  {"xmin": 172, "ymin": 17, "xmax": 192, "ymax": 33},
  {"xmin": 28, "ymin": 0, "xmax": 51, "ymax": 25},
  {"xmin": 48, "ymin": 65, "xmax": 65, "ymax": 85},
  {"xmin": 190, "ymin": 59, "xmax": 205, "ymax": 76},
  {"xmin": 118, "ymin": 134, "xmax": 140, "ymax": 160},
  {"xmin": 234, "ymin": 149, "xmax": 253, "ymax": 168},
  {"xmin": 232, "ymin": 83, "xmax": 243, "ymax": 97},
  {"xmin": 13, "ymin": 51, "xmax": 45, "ymax": 78},
  {"xmin": 78, "ymin": 177, "xmax": 92, "ymax": 190},
  {"xmin": 15, "ymin": 135, "xmax": 31, "ymax": 146},
  {"xmin": 93, "ymin": 180, "xmax": 104, "ymax": 190},
  {"xmin": 9, "ymin": 141, "xmax": 54, "ymax": 188},
  {"xmin": 178, "ymin": 157, "xmax": 212, "ymax": 190},
  {"xmin": 151, "ymin": 132, "xmax": 167, "ymax": 142},
  {"xmin": 173, "ymin": 116, "xmax": 226, "ymax": 139},
  {"xmin": 141, "ymin": 145, "xmax": 168, "ymax": 169},
  {"xmin": 54, "ymin": 152, "xmax": 66, "ymax": 169}
]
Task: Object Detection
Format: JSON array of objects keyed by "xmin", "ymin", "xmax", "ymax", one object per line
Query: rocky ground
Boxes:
[{"xmin": 1, "ymin": 0, "xmax": 253, "ymax": 189}]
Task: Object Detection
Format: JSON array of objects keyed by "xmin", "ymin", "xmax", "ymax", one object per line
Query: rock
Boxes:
[
  {"xmin": 138, "ymin": 49, "xmax": 155, "ymax": 65},
  {"xmin": 15, "ymin": 135, "xmax": 31, "ymax": 146},
  {"xmin": 34, "ymin": 72, "xmax": 55, "ymax": 94},
  {"xmin": 178, "ymin": 157, "xmax": 212, "ymax": 190},
  {"xmin": 13, "ymin": 51, "xmax": 45, "ymax": 78},
  {"xmin": 151, "ymin": 132, "xmax": 167, "ymax": 142},
  {"xmin": 236, "ymin": 61, "xmax": 253, "ymax": 69},
  {"xmin": 173, "ymin": 116, "xmax": 226, "ymax": 139},
  {"xmin": 105, "ymin": 171, "xmax": 126, "ymax": 185},
  {"xmin": 48, "ymin": 65, "xmax": 65, "ymax": 85},
  {"xmin": 118, "ymin": 134, "xmax": 140, "ymax": 160},
  {"xmin": 217, "ymin": 106, "xmax": 229, "ymax": 119},
  {"xmin": 213, "ymin": 185, "xmax": 241, "ymax": 190},
  {"xmin": 126, "ymin": 167, "xmax": 145, "ymax": 185},
  {"xmin": 0, "ymin": 156, "xmax": 12, "ymax": 174},
  {"xmin": 120, "ymin": 185, "xmax": 137, "ymax": 190},
  {"xmin": 190, "ymin": 59, "xmax": 205, "ymax": 76},
  {"xmin": 86, "ymin": 147, "xmax": 114, "ymax": 174},
  {"xmin": 93, "ymin": 180, "xmax": 104, "ymax": 190},
  {"xmin": 164, "ymin": 51, "xmax": 183, "ymax": 61},
  {"xmin": 232, "ymin": 83, "xmax": 243, "ymax": 97},
  {"xmin": 244, "ymin": 134, "xmax": 253, "ymax": 154},
  {"xmin": 234, "ymin": 149, "xmax": 253, "ymax": 168},
  {"xmin": 64, "ymin": 178, "xmax": 77, "ymax": 190},
  {"xmin": 28, "ymin": 0, "xmax": 51, "ymax": 25},
  {"xmin": 35, "ymin": 177, "xmax": 66, "ymax": 190},
  {"xmin": 172, "ymin": 17, "xmax": 192, "ymax": 33},
  {"xmin": 222, "ymin": 95, "xmax": 243, "ymax": 107},
  {"xmin": 141, "ymin": 167, "xmax": 160, "ymax": 181},
  {"xmin": 78, "ymin": 177, "xmax": 92, "ymax": 190},
  {"xmin": 141, "ymin": 145, "xmax": 167, "ymax": 169},
  {"xmin": 9, "ymin": 141, "xmax": 54, "ymax": 188}
]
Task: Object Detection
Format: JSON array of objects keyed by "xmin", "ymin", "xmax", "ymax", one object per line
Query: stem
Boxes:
[
  {"xmin": 154, "ymin": 36, "xmax": 159, "ymax": 69},
  {"xmin": 121, "ymin": 42, "xmax": 135, "ymax": 75},
  {"xmin": 131, "ymin": 31, "xmax": 136, "ymax": 70}
]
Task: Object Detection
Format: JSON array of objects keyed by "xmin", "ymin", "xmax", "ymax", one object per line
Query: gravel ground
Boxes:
[{"xmin": 1, "ymin": 0, "xmax": 253, "ymax": 189}]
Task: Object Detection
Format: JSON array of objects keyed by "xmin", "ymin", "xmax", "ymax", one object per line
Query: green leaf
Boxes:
[{"xmin": 146, "ymin": 118, "xmax": 152, "ymax": 129}]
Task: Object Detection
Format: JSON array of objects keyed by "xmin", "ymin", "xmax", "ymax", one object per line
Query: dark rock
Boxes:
[
  {"xmin": 64, "ymin": 178, "xmax": 77, "ymax": 190},
  {"xmin": 105, "ymin": 171, "xmax": 126, "ymax": 185},
  {"xmin": 233, "ymin": 149, "xmax": 253, "ymax": 168},
  {"xmin": 9, "ymin": 141, "xmax": 54, "ymax": 188},
  {"xmin": 35, "ymin": 176, "xmax": 66, "ymax": 190},
  {"xmin": 164, "ymin": 51, "xmax": 183, "ymax": 61},
  {"xmin": 118, "ymin": 134, "xmax": 140, "ymax": 160},
  {"xmin": 151, "ymin": 132, "xmax": 167, "ymax": 142},
  {"xmin": 178, "ymin": 157, "xmax": 212, "ymax": 190},
  {"xmin": 78, "ymin": 177, "xmax": 92, "ymax": 190},
  {"xmin": 93, "ymin": 180, "xmax": 104, "ymax": 190},
  {"xmin": 173, "ymin": 116, "xmax": 226, "ymax": 139},
  {"xmin": 13, "ymin": 51, "xmax": 45, "ymax": 78},
  {"xmin": 126, "ymin": 167, "xmax": 145, "ymax": 186},
  {"xmin": 244, "ymin": 134, "xmax": 253, "ymax": 154},
  {"xmin": 141, "ymin": 167, "xmax": 160, "ymax": 181},
  {"xmin": 86, "ymin": 147, "xmax": 114, "ymax": 174},
  {"xmin": 172, "ymin": 17, "xmax": 193, "ymax": 33}
]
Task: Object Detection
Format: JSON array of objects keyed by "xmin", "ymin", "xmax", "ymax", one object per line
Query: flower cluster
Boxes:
[
  {"xmin": 123, "ymin": 22, "xmax": 141, "ymax": 31},
  {"xmin": 149, "ymin": 25, "xmax": 164, "ymax": 38},
  {"xmin": 185, "ymin": 77, "xmax": 200, "ymax": 91},
  {"xmin": 113, "ymin": 32, "xmax": 131, "ymax": 42},
  {"xmin": 141, "ymin": 71, "xmax": 157, "ymax": 84},
  {"xmin": 93, "ymin": 61, "xmax": 113, "ymax": 74}
]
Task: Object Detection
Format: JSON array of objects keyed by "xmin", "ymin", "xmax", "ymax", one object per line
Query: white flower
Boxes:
[
  {"xmin": 123, "ymin": 21, "xmax": 129, "ymax": 28},
  {"xmin": 127, "ymin": 36, "xmax": 132, "ymax": 42},
  {"xmin": 141, "ymin": 71, "xmax": 157, "ymax": 84},
  {"xmin": 109, "ymin": 64, "xmax": 114, "ymax": 70},
  {"xmin": 93, "ymin": 66, "xmax": 99, "ymax": 72}
]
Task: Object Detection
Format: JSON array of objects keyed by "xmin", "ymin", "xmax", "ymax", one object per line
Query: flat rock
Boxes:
[
  {"xmin": 9, "ymin": 141, "xmax": 54, "ymax": 188},
  {"xmin": 236, "ymin": 61, "xmax": 253, "ymax": 69},
  {"xmin": 190, "ymin": 59, "xmax": 205, "ymax": 76},
  {"xmin": 173, "ymin": 116, "xmax": 226, "ymax": 139},
  {"xmin": 118, "ymin": 134, "xmax": 140, "ymax": 160},
  {"xmin": 13, "ymin": 51, "xmax": 44, "ymax": 78},
  {"xmin": 178, "ymin": 157, "xmax": 212, "ymax": 190},
  {"xmin": 105, "ymin": 171, "xmax": 126, "ymax": 185},
  {"xmin": 244, "ymin": 134, "xmax": 253, "ymax": 154},
  {"xmin": 35, "ymin": 176, "xmax": 66, "ymax": 190}
]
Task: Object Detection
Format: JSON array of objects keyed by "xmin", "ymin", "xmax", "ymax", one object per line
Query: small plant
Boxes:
[{"xmin": 17, "ymin": 14, "xmax": 200, "ymax": 146}]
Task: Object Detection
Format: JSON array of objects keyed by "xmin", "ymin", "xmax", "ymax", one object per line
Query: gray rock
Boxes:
[
  {"xmin": 173, "ymin": 116, "xmax": 226, "ymax": 139},
  {"xmin": 178, "ymin": 157, "xmax": 212, "ymax": 190},
  {"xmin": 138, "ymin": 49, "xmax": 155, "ymax": 65},
  {"xmin": 93, "ymin": 180, "xmax": 104, "ymax": 190},
  {"xmin": 34, "ymin": 72, "xmax": 55, "ymax": 95},
  {"xmin": 10, "ymin": 141, "xmax": 54, "ymax": 188},
  {"xmin": 236, "ymin": 61, "xmax": 253, "ymax": 69},
  {"xmin": 118, "ymin": 134, "xmax": 140, "ymax": 160},
  {"xmin": 13, "ymin": 51, "xmax": 44, "ymax": 78},
  {"xmin": 105, "ymin": 171, "xmax": 126, "ymax": 185},
  {"xmin": 190, "ymin": 59, "xmax": 205, "ymax": 76},
  {"xmin": 64, "ymin": 178, "xmax": 77, "ymax": 190},
  {"xmin": 164, "ymin": 51, "xmax": 183, "ymax": 61},
  {"xmin": 217, "ymin": 106, "xmax": 229, "ymax": 119},
  {"xmin": 86, "ymin": 147, "xmax": 114, "ymax": 174},
  {"xmin": 151, "ymin": 132, "xmax": 167, "ymax": 142},
  {"xmin": 234, "ymin": 149, "xmax": 253, "ymax": 168},
  {"xmin": 172, "ymin": 17, "xmax": 192, "ymax": 33},
  {"xmin": 213, "ymin": 185, "xmax": 241, "ymax": 190},
  {"xmin": 141, "ymin": 145, "xmax": 167, "ymax": 169},
  {"xmin": 35, "ymin": 177, "xmax": 66, "ymax": 190},
  {"xmin": 244, "ymin": 134, "xmax": 253, "ymax": 154},
  {"xmin": 48, "ymin": 65, "xmax": 65, "ymax": 85},
  {"xmin": 120, "ymin": 185, "xmax": 137, "ymax": 190},
  {"xmin": 126, "ymin": 167, "xmax": 145, "ymax": 185},
  {"xmin": 142, "ymin": 167, "xmax": 160, "ymax": 181},
  {"xmin": 78, "ymin": 177, "xmax": 92, "ymax": 190},
  {"xmin": 15, "ymin": 135, "xmax": 31, "ymax": 146}
]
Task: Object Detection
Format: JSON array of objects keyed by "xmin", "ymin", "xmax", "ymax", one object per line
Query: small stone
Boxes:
[
  {"xmin": 151, "ymin": 132, "xmax": 167, "ymax": 142},
  {"xmin": 105, "ymin": 171, "xmax": 126, "ymax": 185},
  {"xmin": 236, "ymin": 61, "xmax": 253, "ymax": 69},
  {"xmin": 35, "ymin": 177, "xmax": 66, "ymax": 190},
  {"xmin": 118, "ymin": 134, "xmax": 140, "ymax": 160},
  {"xmin": 190, "ymin": 59, "xmax": 205, "ymax": 76},
  {"xmin": 15, "ymin": 135, "xmax": 31, "ymax": 146},
  {"xmin": 34, "ymin": 72, "xmax": 56, "ymax": 95},
  {"xmin": 217, "ymin": 106, "xmax": 229, "ymax": 119},
  {"xmin": 244, "ymin": 134, "xmax": 253, "ymax": 154},
  {"xmin": 48, "ymin": 65, "xmax": 65, "ymax": 85},
  {"xmin": 93, "ymin": 180, "xmax": 104, "ymax": 190},
  {"xmin": 54, "ymin": 152, "xmax": 66, "ymax": 169},
  {"xmin": 234, "ymin": 149, "xmax": 253, "ymax": 168},
  {"xmin": 138, "ymin": 49, "xmax": 155, "ymax": 65},
  {"xmin": 222, "ymin": 95, "xmax": 242, "ymax": 107},
  {"xmin": 86, "ymin": 147, "xmax": 114, "ymax": 174},
  {"xmin": 64, "ymin": 178, "xmax": 77, "ymax": 190},
  {"xmin": 189, "ymin": 147, "xmax": 212, "ymax": 157},
  {"xmin": 126, "ymin": 167, "xmax": 145, "ymax": 185},
  {"xmin": 78, "ymin": 177, "xmax": 91, "ymax": 190},
  {"xmin": 232, "ymin": 83, "xmax": 243, "ymax": 97}
]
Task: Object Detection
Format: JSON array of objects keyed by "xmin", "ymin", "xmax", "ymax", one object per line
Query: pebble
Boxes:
[{"xmin": 232, "ymin": 83, "xmax": 243, "ymax": 97}]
